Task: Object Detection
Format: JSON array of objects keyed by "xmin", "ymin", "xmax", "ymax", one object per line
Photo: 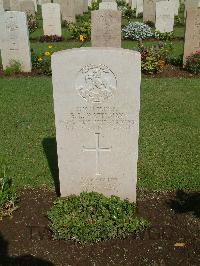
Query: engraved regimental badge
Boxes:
[{"xmin": 76, "ymin": 64, "xmax": 117, "ymax": 104}]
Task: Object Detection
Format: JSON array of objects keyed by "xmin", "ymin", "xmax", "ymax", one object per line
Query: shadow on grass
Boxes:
[
  {"xmin": 0, "ymin": 232, "xmax": 54, "ymax": 265},
  {"xmin": 42, "ymin": 138, "xmax": 60, "ymax": 197},
  {"xmin": 167, "ymin": 189, "xmax": 200, "ymax": 218}
]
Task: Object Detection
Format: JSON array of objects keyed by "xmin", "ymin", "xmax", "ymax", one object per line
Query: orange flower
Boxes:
[
  {"xmin": 79, "ymin": 34, "xmax": 85, "ymax": 42},
  {"xmin": 38, "ymin": 57, "xmax": 43, "ymax": 62}
]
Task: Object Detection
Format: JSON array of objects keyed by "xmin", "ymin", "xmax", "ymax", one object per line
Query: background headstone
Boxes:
[
  {"xmin": 42, "ymin": 3, "xmax": 62, "ymax": 36},
  {"xmin": 136, "ymin": 0, "xmax": 143, "ymax": 17},
  {"xmin": 183, "ymin": 7, "xmax": 200, "ymax": 63},
  {"xmin": 99, "ymin": 0, "xmax": 118, "ymax": 10},
  {"xmin": 52, "ymin": 47, "xmax": 141, "ymax": 202},
  {"xmin": 143, "ymin": 0, "xmax": 156, "ymax": 23},
  {"xmin": 91, "ymin": 9, "xmax": 121, "ymax": 48},
  {"xmin": 10, "ymin": 0, "xmax": 21, "ymax": 11},
  {"xmin": 3, "ymin": 0, "xmax": 10, "ymax": 10},
  {"xmin": 130, "ymin": 0, "xmax": 136, "ymax": 10},
  {"xmin": 20, "ymin": 0, "xmax": 35, "ymax": 16},
  {"xmin": 155, "ymin": 1, "xmax": 175, "ymax": 33},
  {"xmin": 54, "ymin": 0, "xmax": 75, "ymax": 22},
  {"xmin": 75, "ymin": 0, "xmax": 84, "ymax": 15},
  {"xmin": 0, "ymin": 0, "xmax": 4, "ymax": 11},
  {"xmin": 0, "ymin": 11, "xmax": 32, "ymax": 72}
]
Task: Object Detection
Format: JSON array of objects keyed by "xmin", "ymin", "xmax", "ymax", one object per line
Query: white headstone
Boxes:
[
  {"xmin": 136, "ymin": 0, "xmax": 143, "ymax": 17},
  {"xmin": 3, "ymin": 0, "xmax": 10, "ymax": 10},
  {"xmin": 171, "ymin": 0, "xmax": 179, "ymax": 16},
  {"xmin": 155, "ymin": 1, "xmax": 175, "ymax": 33},
  {"xmin": 0, "ymin": 0, "xmax": 4, "ymax": 11},
  {"xmin": 0, "ymin": 11, "xmax": 32, "ymax": 72},
  {"xmin": 99, "ymin": 0, "xmax": 118, "ymax": 10},
  {"xmin": 75, "ymin": 0, "xmax": 84, "ymax": 15},
  {"xmin": 54, "ymin": 0, "xmax": 75, "ymax": 22},
  {"xmin": 10, "ymin": 0, "xmax": 21, "ymax": 11},
  {"xmin": 42, "ymin": 3, "xmax": 61, "ymax": 36},
  {"xmin": 20, "ymin": 0, "xmax": 35, "ymax": 16},
  {"xmin": 143, "ymin": 0, "xmax": 156, "ymax": 23},
  {"xmin": 52, "ymin": 47, "xmax": 141, "ymax": 202},
  {"xmin": 130, "ymin": 0, "xmax": 136, "ymax": 9},
  {"xmin": 91, "ymin": 9, "xmax": 121, "ymax": 48}
]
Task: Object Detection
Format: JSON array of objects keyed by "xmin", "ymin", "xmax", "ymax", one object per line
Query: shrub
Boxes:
[
  {"xmin": 68, "ymin": 21, "xmax": 91, "ymax": 40},
  {"xmin": 4, "ymin": 60, "xmax": 22, "ymax": 76},
  {"xmin": 145, "ymin": 20, "xmax": 155, "ymax": 28},
  {"xmin": 154, "ymin": 30, "xmax": 174, "ymax": 41},
  {"xmin": 48, "ymin": 192, "xmax": 149, "ymax": 243},
  {"xmin": 174, "ymin": 15, "xmax": 185, "ymax": 26},
  {"xmin": 169, "ymin": 54, "xmax": 183, "ymax": 67},
  {"xmin": 123, "ymin": 22, "xmax": 153, "ymax": 41},
  {"xmin": 185, "ymin": 50, "xmax": 200, "ymax": 75},
  {"xmin": 31, "ymin": 45, "xmax": 54, "ymax": 75},
  {"xmin": 89, "ymin": 0, "xmax": 101, "ymax": 10},
  {"xmin": 27, "ymin": 14, "xmax": 38, "ymax": 34},
  {"xmin": 138, "ymin": 42, "xmax": 172, "ymax": 74},
  {"xmin": 0, "ymin": 160, "xmax": 17, "ymax": 220},
  {"xmin": 39, "ymin": 35, "xmax": 64, "ymax": 42}
]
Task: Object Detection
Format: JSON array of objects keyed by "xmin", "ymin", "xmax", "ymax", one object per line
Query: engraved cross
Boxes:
[{"xmin": 83, "ymin": 133, "xmax": 112, "ymax": 176}]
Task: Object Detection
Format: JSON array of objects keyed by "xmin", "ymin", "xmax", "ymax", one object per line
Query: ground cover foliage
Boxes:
[{"xmin": 48, "ymin": 192, "xmax": 149, "ymax": 243}]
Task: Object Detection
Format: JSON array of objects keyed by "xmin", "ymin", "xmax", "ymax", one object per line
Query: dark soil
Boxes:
[{"xmin": 0, "ymin": 189, "xmax": 199, "ymax": 266}]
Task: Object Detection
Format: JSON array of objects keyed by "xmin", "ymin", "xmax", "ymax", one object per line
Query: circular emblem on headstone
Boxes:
[{"xmin": 75, "ymin": 64, "xmax": 117, "ymax": 103}]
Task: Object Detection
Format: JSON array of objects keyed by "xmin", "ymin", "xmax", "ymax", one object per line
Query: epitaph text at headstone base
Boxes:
[
  {"xmin": 0, "ymin": 11, "xmax": 32, "ymax": 72},
  {"xmin": 183, "ymin": 8, "xmax": 200, "ymax": 64},
  {"xmin": 91, "ymin": 9, "xmax": 121, "ymax": 48},
  {"xmin": 52, "ymin": 48, "xmax": 141, "ymax": 202},
  {"xmin": 42, "ymin": 3, "xmax": 62, "ymax": 36}
]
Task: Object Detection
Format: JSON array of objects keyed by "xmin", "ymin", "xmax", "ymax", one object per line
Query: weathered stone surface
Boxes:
[
  {"xmin": 75, "ymin": 0, "xmax": 84, "ymax": 15},
  {"xmin": 0, "ymin": 11, "xmax": 31, "ymax": 72},
  {"xmin": 91, "ymin": 9, "xmax": 121, "ymax": 48},
  {"xmin": 183, "ymin": 8, "xmax": 200, "ymax": 63},
  {"xmin": 42, "ymin": 3, "xmax": 61, "ymax": 36},
  {"xmin": 136, "ymin": 0, "xmax": 143, "ymax": 17},
  {"xmin": 10, "ymin": 0, "xmax": 21, "ymax": 11},
  {"xmin": 53, "ymin": 0, "xmax": 75, "ymax": 22},
  {"xmin": 3, "ymin": 0, "xmax": 10, "ymax": 10},
  {"xmin": 20, "ymin": 0, "xmax": 35, "ymax": 16},
  {"xmin": 155, "ymin": 1, "xmax": 174, "ymax": 33},
  {"xmin": 99, "ymin": 0, "xmax": 118, "ymax": 10},
  {"xmin": 52, "ymin": 47, "xmax": 141, "ymax": 202},
  {"xmin": 143, "ymin": 0, "xmax": 156, "ymax": 23},
  {"xmin": 0, "ymin": 0, "xmax": 4, "ymax": 11}
]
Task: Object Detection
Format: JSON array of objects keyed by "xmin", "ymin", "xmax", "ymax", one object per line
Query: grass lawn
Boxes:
[{"xmin": 0, "ymin": 77, "xmax": 199, "ymax": 191}]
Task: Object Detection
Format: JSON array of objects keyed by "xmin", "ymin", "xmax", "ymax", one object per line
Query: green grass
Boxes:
[{"xmin": 0, "ymin": 77, "xmax": 199, "ymax": 191}]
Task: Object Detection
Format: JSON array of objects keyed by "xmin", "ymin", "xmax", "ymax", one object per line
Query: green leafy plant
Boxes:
[
  {"xmin": 185, "ymin": 50, "xmax": 200, "ymax": 75},
  {"xmin": 31, "ymin": 46, "xmax": 54, "ymax": 76},
  {"xmin": 169, "ymin": 54, "xmax": 183, "ymax": 67},
  {"xmin": 27, "ymin": 14, "xmax": 38, "ymax": 34},
  {"xmin": 67, "ymin": 21, "xmax": 91, "ymax": 40},
  {"xmin": 138, "ymin": 41, "xmax": 172, "ymax": 74},
  {"xmin": 4, "ymin": 60, "xmax": 22, "ymax": 76},
  {"xmin": 174, "ymin": 15, "xmax": 185, "ymax": 26},
  {"xmin": 154, "ymin": 30, "xmax": 174, "ymax": 41},
  {"xmin": 0, "ymin": 159, "xmax": 17, "ymax": 220},
  {"xmin": 123, "ymin": 22, "xmax": 153, "ymax": 41},
  {"xmin": 89, "ymin": 0, "xmax": 101, "ymax": 10},
  {"xmin": 48, "ymin": 192, "xmax": 149, "ymax": 243}
]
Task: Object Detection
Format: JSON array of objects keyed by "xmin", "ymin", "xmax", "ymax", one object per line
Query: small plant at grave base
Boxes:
[
  {"xmin": 89, "ymin": 0, "xmax": 101, "ymax": 10},
  {"xmin": 169, "ymin": 54, "xmax": 183, "ymax": 67},
  {"xmin": 67, "ymin": 21, "xmax": 91, "ymax": 40},
  {"xmin": 138, "ymin": 41, "xmax": 172, "ymax": 74},
  {"xmin": 27, "ymin": 14, "xmax": 38, "ymax": 34},
  {"xmin": 145, "ymin": 20, "xmax": 155, "ymax": 28},
  {"xmin": 174, "ymin": 15, "xmax": 185, "ymax": 26},
  {"xmin": 4, "ymin": 60, "xmax": 22, "ymax": 76},
  {"xmin": 39, "ymin": 35, "xmax": 64, "ymax": 43},
  {"xmin": 154, "ymin": 30, "xmax": 174, "ymax": 41},
  {"xmin": 31, "ymin": 45, "xmax": 55, "ymax": 76},
  {"xmin": 47, "ymin": 192, "xmax": 150, "ymax": 243},
  {"xmin": 185, "ymin": 50, "xmax": 200, "ymax": 75},
  {"xmin": 0, "ymin": 160, "xmax": 17, "ymax": 220},
  {"xmin": 122, "ymin": 22, "xmax": 153, "ymax": 41}
]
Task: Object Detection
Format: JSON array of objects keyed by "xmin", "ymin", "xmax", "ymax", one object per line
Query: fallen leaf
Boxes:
[{"xmin": 174, "ymin": 242, "xmax": 186, "ymax": 248}]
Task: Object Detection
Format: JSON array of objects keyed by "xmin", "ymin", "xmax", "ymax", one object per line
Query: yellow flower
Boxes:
[
  {"xmin": 45, "ymin": 51, "xmax": 51, "ymax": 56},
  {"xmin": 38, "ymin": 57, "xmax": 43, "ymax": 62},
  {"xmin": 48, "ymin": 45, "xmax": 53, "ymax": 49},
  {"xmin": 79, "ymin": 34, "xmax": 84, "ymax": 42}
]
